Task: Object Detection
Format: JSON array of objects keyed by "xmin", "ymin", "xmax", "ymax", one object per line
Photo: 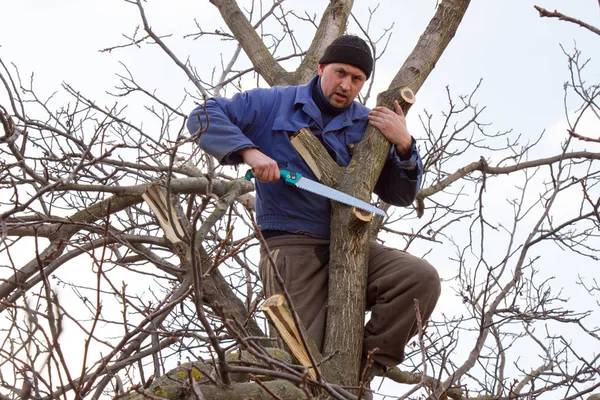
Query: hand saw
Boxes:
[{"xmin": 245, "ymin": 169, "xmax": 386, "ymax": 217}]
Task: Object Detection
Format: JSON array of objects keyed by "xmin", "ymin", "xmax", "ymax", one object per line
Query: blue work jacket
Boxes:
[{"xmin": 187, "ymin": 76, "xmax": 423, "ymax": 239}]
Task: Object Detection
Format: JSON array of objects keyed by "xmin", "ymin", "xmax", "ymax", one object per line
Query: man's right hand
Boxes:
[{"xmin": 239, "ymin": 148, "xmax": 280, "ymax": 183}]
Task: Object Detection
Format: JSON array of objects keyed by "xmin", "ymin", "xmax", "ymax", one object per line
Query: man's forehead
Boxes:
[{"xmin": 323, "ymin": 63, "xmax": 366, "ymax": 78}]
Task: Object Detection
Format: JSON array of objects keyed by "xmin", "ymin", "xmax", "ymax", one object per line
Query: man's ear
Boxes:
[{"xmin": 317, "ymin": 64, "xmax": 325, "ymax": 76}]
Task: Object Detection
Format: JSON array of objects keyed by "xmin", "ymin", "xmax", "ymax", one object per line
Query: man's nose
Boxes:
[{"xmin": 339, "ymin": 76, "xmax": 351, "ymax": 91}]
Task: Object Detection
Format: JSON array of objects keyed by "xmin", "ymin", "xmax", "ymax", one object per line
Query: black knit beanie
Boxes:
[{"xmin": 318, "ymin": 35, "xmax": 373, "ymax": 79}]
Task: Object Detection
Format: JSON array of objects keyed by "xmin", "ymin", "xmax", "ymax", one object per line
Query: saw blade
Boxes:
[{"xmin": 295, "ymin": 177, "xmax": 386, "ymax": 217}]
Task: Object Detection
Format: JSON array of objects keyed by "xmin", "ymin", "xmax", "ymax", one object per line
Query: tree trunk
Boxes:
[
  {"xmin": 323, "ymin": 0, "xmax": 472, "ymax": 387},
  {"xmin": 212, "ymin": 0, "xmax": 473, "ymax": 391}
]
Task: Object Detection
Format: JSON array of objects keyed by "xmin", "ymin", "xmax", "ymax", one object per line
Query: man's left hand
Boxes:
[{"xmin": 368, "ymin": 100, "xmax": 412, "ymax": 155}]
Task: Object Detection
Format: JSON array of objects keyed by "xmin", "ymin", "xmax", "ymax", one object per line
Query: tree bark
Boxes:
[
  {"xmin": 294, "ymin": 0, "xmax": 354, "ymax": 84},
  {"xmin": 323, "ymin": 0, "xmax": 472, "ymax": 387},
  {"xmin": 211, "ymin": 1, "xmax": 354, "ymax": 87}
]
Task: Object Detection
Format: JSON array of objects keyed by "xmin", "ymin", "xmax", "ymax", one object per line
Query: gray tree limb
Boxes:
[
  {"xmin": 294, "ymin": 0, "xmax": 355, "ymax": 84},
  {"xmin": 209, "ymin": 0, "xmax": 295, "ymax": 86}
]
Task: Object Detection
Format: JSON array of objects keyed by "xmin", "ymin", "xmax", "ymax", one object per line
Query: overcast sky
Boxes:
[
  {"xmin": 1, "ymin": 1, "xmax": 598, "ymax": 176},
  {"xmin": 1, "ymin": 1, "xmax": 599, "ymax": 399},
  {"xmin": 1, "ymin": 1, "xmax": 598, "ymax": 125}
]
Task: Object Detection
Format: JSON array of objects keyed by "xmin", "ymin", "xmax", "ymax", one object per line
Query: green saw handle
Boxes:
[{"xmin": 244, "ymin": 169, "xmax": 301, "ymax": 185}]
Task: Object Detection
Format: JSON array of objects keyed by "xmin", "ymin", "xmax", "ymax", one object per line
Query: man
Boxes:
[{"xmin": 187, "ymin": 35, "xmax": 440, "ymax": 384}]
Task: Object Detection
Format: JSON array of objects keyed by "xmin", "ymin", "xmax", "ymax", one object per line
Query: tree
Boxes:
[{"xmin": 0, "ymin": 1, "xmax": 598, "ymax": 399}]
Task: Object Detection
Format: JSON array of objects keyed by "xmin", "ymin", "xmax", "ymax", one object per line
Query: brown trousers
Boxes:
[{"xmin": 258, "ymin": 234, "xmax": 441, "ymax": 368}]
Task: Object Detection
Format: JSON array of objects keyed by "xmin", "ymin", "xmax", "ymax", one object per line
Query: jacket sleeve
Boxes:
[
  {"xmin": 374, "ymin": 137, "xmax": 423, "ymax": 207},
  {"xmin": 186, "ymin": 90, "xmax": 270, "ymax": 165}
]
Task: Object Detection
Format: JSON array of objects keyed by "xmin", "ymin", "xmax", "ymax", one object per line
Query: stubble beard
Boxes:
[{"xmin": 329, "ymin": 91, "xmax": 350, "ymax": 108}]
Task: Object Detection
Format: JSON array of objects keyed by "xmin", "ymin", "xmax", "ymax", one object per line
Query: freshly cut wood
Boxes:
[
  {"xmin": 290, "ymin": 128, "xmax": 341, "ymax": 187},
  {"xmin": 400, "ymin": 87, "xmax": 416, "ymax": 104},
  {"xmin": 352, "ymin": 207, "xmax": 373, "ymax": 222},
  {"xmin": 142, "ymin": 185, "xmax": 185, "ymax": 244},
  {"xmin": 260, "ymin": 294, "xmax": 321, "ymax": 380}
]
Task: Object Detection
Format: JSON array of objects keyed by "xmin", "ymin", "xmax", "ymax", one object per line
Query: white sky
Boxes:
[
  {"xmin": 1, "ymin": 1, "xmax": 599, "ymax": 399},
  {"xmin": 1, "ymin": 0, "xmax": 598, "ymax": 136}
]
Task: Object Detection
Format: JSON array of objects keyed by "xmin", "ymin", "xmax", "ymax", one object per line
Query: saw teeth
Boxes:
[{"xmin": 302, "ymin": 186, "xmax": 372, "ymax": 213}]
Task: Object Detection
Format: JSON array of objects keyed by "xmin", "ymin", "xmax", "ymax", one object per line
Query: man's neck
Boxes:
[{"xmin": 311, "ymin": 77, "xmax": 349, "ymax": 121}]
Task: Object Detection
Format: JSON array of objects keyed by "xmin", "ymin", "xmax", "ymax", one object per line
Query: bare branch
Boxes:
[{"xmin": 534, "ymin": 6, "xmax": 600, "ymax": 36}]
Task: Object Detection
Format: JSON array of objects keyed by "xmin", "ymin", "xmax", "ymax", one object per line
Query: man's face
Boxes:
[{"xmin": 317, "ymin": 63, "xmax": 366, "ymax": 108}]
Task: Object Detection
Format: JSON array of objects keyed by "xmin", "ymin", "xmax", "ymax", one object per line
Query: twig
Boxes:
[
  {"xmin": 534, "ymin": 6, "xmax": 600, "ymax": 36},
  {"xmin": 357, "ymin": 348, "xmax": 378, "ymax": 400},
  {"xmin": 251, "ymin": 375, "xmax": 285, "ymax": 400},
  {"xmin": 134, "ymin": 0, "xmax": 208, "ymax": 96},
  {"xmin": 414, "ymin": 300, "xmax": 429, "ymax": 395},
  {"xmin": 568, "ymin": 129, "xmax": 600, "ymax": 143}
]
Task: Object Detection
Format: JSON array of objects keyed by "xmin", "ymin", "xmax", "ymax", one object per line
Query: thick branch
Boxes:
[
  {"xmin": 135, "ymin": 378, "xmax": 304, "ymax": 400},
  {"xmin": 294, "ymin": 0, "xmax": 354, "ymax": 83},
  {"xmin": 209, "ymin": 0, "xmax": 294, "ymax": 86},
  {"xmin": 52, "ymin": 176, "xmax": 253, "ymax": 196},
  {"xmin": 5, "ymin": 177, "xmax": 254, "ymax": 237},
  {"xmin": 0, "ymin": 177, "xmax": 254, "ymax": 304},
  {"xmin": 387, "ymin": 0, "xmax": 472, "ymax": 96}
]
